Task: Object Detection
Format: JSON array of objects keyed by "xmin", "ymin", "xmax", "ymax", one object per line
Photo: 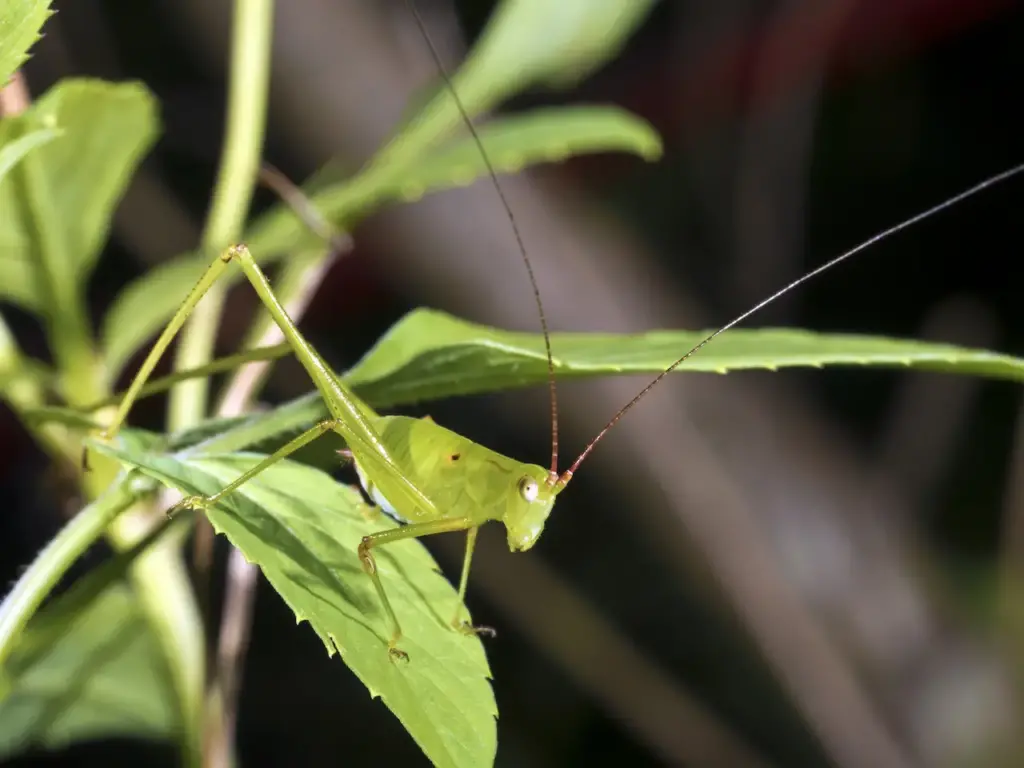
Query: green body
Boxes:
[
  {"xmin": 98, "ymin": 244, "xmax": 562, "ymax": 659},
  {"xmin": 360, "ymin": 415, "xmax": 556, "ymax": 550}
]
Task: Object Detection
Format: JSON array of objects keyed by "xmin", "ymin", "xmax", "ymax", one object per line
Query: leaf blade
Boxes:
[
  {"xmin": 0, "ymin": 79, "xmax": 159, "ymax": 313},
  {"xmin": 91, "ymin": 435, "xmax": 498, "ymax": 768},
  {"xmin": 375, "ymin": 0, "xmax": 657, "ymax": 169},
  {"xmin": 345, "ymin": 309, "xmax": 1024, "ymax": 407},
  {"xmin": 0, "ymin": 0, "xmax": 52, "ymax": 85},
  {"xmin": 0, "ymin": 125, "xmax": 59, "ymax": 182},
  {"xmin": 181, "ymin": 309, "xmax": 1024, "ymax": 456}
]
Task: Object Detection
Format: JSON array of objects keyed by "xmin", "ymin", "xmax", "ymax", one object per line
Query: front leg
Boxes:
[
  {"xmin": 452, "ymin": 526, "xmax": 495, "ymax": 638},
  {"xmin": 357, "ymin": 517, "xmax": 473, "ymax": 662}
]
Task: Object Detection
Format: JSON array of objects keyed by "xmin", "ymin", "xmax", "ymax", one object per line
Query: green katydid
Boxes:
[{"xmin": 92, "ymin": 5, "xmax": 1024, "ymax": 663}]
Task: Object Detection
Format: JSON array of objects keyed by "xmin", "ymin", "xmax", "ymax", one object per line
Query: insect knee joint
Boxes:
[
  {"xmin": 223, "ymin": 244, "xmax": 248, "ymax": 262},
  {"xmin": 358, "ymin": 536, "xmax": 375, "ymax": 574}
]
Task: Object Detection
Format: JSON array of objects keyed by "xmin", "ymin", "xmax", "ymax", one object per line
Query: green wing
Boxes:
[{"xmin": 323, "ymin": 373, "xmax": 443, "ymax": 521}]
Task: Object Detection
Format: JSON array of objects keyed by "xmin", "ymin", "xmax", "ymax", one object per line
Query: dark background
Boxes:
[{"xmin": 3, "ymin": 0, "xmax": 1024, "ymax": 766}]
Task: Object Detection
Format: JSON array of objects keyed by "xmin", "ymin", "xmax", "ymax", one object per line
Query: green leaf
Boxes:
[
  {"xmin": 466, "ymin": 0, "xmax": 657, "ymax": 89},
  {"xmin": 101, "ymin": 105, "xmax": 660, "ymax": 375},
  {"xmin": 239, "ymin": 106, "xmax": 660, "ymax": 264},
  {"xmin": 20, "ymin": 404, "xmax": 101, "ymax": 430},
  {"xmin": 318, "ymin": 105, "xmax": 661, "ymax": 209},
  {"xmin": 183, "ymin": 308, "xmax": 1024, "ymax": 456},
  {"xmin": 348, "ymin": 309, "xmax": 1024, "ymax": 403},
  {"xmin": 0, "ymin": 585, "xmax": 177, "ymax": 759},
  {"xmin": 91, "ymin": 433, "xmax": 498, "ymax": 768},
  {"xmin": 0, "ymin": 0, "xmax": 52, "ymax": 85},
  {"xmin": 375, "ymin": 0, "xmax": 657, "ymax": 169},
  {"xmin": 0, "ymin": 126, "xmax": 59, "ymax": 183},
  {"xmin": 0, "ymin": 79, "xmax": 158, "ymax": 313}
]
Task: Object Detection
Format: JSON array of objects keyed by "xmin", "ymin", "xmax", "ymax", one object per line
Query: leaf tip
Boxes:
[
  {"xmin": 399, "ymin": 182, "xmax": 425, "ymax": 202},
  {"xmin": 639, "ymin": 139, "xmax": 663, "ymax": 162}
]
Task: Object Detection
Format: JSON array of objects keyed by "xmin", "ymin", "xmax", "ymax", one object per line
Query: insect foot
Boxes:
[
  {"xmin": 357, "ymin": 537, "xmax": 375, "ymax": 575},
  {"xmin": 167, "ymin": 494, "xmax": 210, "ymax": 518},
  {"xmin": 454, "ymin": 620, "xmax": 497, "ymax": 639}
]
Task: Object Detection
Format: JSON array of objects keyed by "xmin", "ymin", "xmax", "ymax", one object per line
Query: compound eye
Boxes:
[{"xmin": 518, "ymin": 476, "xmax": 539, "ymax": 502}]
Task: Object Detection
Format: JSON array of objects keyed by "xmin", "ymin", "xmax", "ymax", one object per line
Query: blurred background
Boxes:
[{"xmin": 3, "ymin": 0, "xmax": 1024, "ymax": 765}]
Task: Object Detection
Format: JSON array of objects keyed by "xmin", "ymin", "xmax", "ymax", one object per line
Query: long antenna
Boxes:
[
  {"xmin": 406, "ymin": 0, "xmax": 561, "ymax": 479},
  {"xmin": 561, "ymin": 162, "xmax": 1024, "ymax": 483}
]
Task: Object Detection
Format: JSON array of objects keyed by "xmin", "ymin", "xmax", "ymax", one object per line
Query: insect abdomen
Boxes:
[{"xmin": 351, "ymin": 459, "xmax": 407, "ymax": 523}]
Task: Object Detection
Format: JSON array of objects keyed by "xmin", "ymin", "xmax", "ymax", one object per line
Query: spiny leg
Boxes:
[
  {"xmin": 452, "ymin": 526, "xmax": 495, "ymax": 638},
  {"xmin": 358, "ymin": 517, "xmax": 473, "ymax": 661},
  {"xmin": 99, "ymin": 244, "xmax": 366, "ymax": 447},
  {"xmin": 83, "ymin": 248, "xmax": 239, "ymax": 468},
  {"xmin": 170, "ymin": 419, "xmax": 341, "ymax": 515},
  {"xmin": 97, "ymin": 243, "xmax": 380, "ymax": 516},
  {"xmin": 99, "ymin": 248, "xmax": 237, "ymax": 442}
]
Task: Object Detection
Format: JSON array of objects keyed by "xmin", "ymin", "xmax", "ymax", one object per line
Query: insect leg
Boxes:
[
  {"xmin": 99, "ymin": 248, "xmax": 237, "ymax": 442},
  {"xmin": 99, "ymin": 245, "xmax": 376, "ymax": 457},
  {"xmin": 451, "ymin": 527, "xmax": 495, "ymax": 638},
  {"xmin": 83, "ymin": 344, "xmax": 291, "ymax": 413},
  {"xmin": 357, "ymin": 516, "xmax": 473, "ymax": 661},
  {"xmin": 170, "ymin": 419, "xmax": 341, "ymax": 515}
]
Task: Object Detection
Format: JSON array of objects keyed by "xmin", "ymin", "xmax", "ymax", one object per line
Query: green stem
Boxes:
[
  {"xmin": 118, "ymin": 514, "xmax": 204, "ymax": 768},
  {"xmin": 0, "ymin": 479, "xmax": 139, "ymax": 673},
  {"xmin": 168, "ymin": 0, "xmax": 274, "ymax": 432},
  {"xmin": 16, "ymin": 126, "xmax": 103, "ymax": 407}
]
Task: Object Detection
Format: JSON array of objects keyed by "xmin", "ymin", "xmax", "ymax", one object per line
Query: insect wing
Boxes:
[{"xmin": 339, "ymin": 416, "xmax": 442, "ymax": 520}]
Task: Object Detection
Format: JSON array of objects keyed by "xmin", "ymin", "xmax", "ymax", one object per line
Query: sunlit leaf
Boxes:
[
  {"xmin": 182, "ymin": 307, "xmax": 1024, "ymax": 455},
  {"xmin": 0, "ymin": 79, "xmax": 158, "ymax": 312},
  {"xmin": 0, "ymin": 0, "xmax": 53, "ymax": 86},
  {"xmin": 0, "ymin": 126, "xmax": 59, "ymax": 183},
  {"xmin": 374, "ymin": 0, "xmax": 657, "ymax": 169},
  {"xmin": 90, "ymin": 433, "xmax": 498, "ymax": 768},
  {"xmin": 345, "ymin": 309, "xmax": 1024, "ymax": 406}
]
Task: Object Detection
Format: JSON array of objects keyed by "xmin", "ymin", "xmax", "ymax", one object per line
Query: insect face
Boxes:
[{"xmin": 503, "ymin": 468, "xmax": 560, "ymax": 552}]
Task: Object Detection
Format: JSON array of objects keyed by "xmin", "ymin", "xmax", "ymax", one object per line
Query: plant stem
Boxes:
[
  {"xmin": 155, "ymin": 1, "xmax": 274, "ymax": 764},
  {"xmin": 168, "ymin": 0, "xmax": 274, "ymax": 432},
  {"xmin": 0, "ymin": 478, "xmax": 139, "ymax": 672}
]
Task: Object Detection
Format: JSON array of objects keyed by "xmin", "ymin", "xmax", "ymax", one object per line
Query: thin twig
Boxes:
[{"xmin": 0, "ymin": 71, "xmax": 31, "ymax": 117}]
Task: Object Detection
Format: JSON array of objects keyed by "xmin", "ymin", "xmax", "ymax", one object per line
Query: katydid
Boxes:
[
  {"xmin": 93, "ymin": 177, "xmax": 1024, "ymax": 664},
  {"xmin": 93, "ymin": 6, "xmax": 1024, "ymax": 662}
]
